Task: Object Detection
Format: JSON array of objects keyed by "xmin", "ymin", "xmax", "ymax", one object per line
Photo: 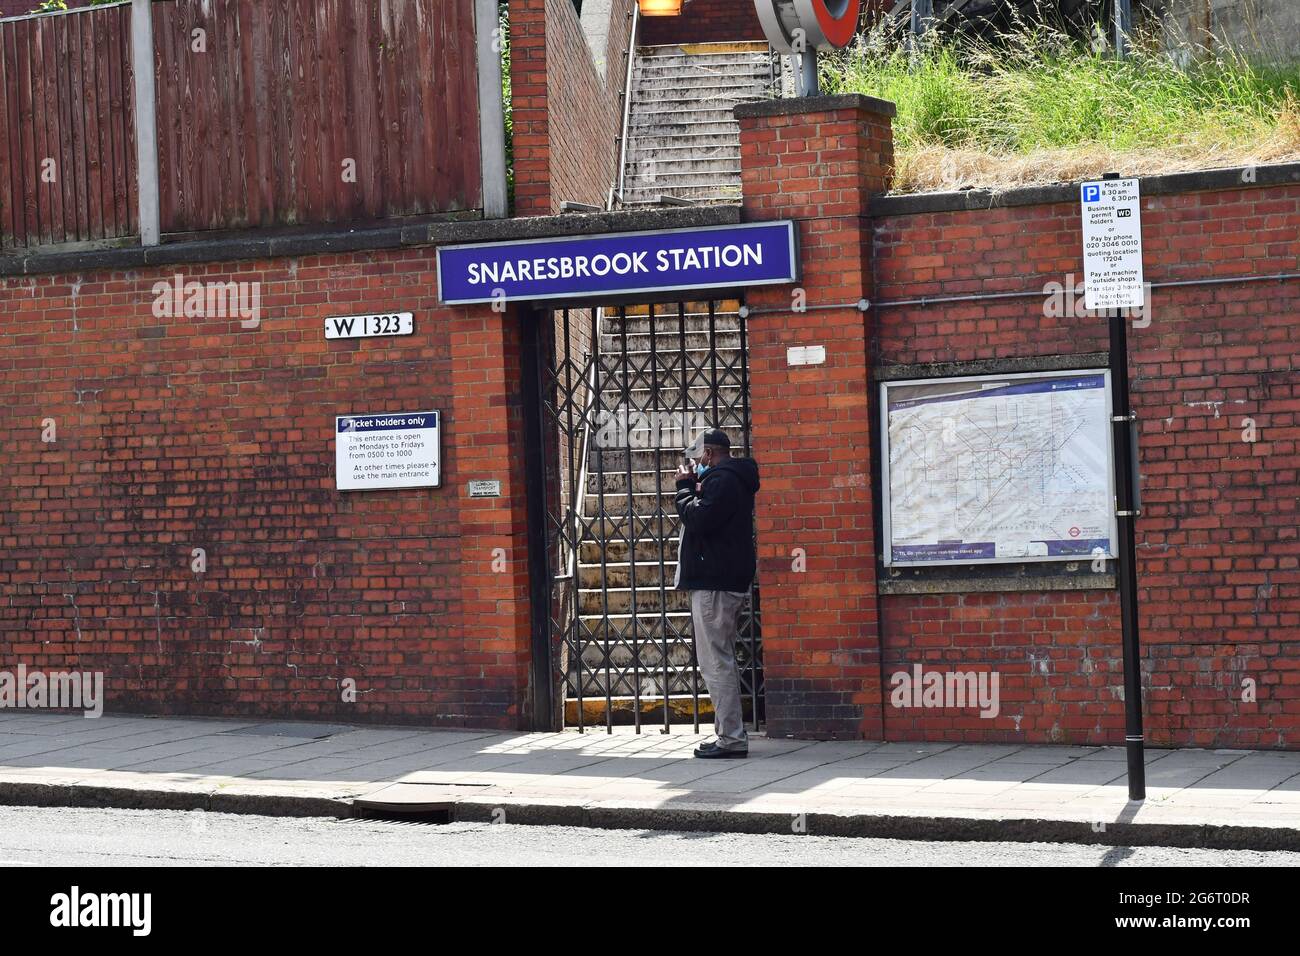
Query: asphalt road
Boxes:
[{"xmin": 0, "ymin": 806, "xmax": 1297, "ymax": 866}]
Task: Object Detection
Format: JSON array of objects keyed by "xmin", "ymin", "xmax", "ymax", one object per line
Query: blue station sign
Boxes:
[{"xmin": 436, "ymin": 221, "xmax": 799, "ymax": 305}]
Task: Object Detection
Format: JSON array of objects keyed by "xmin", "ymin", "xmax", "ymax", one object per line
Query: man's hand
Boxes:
[{"xmin": 675, "ymin": 461, "xmax": 694, "ymax": 482}]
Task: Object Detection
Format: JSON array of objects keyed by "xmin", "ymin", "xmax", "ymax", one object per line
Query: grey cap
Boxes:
[{"xmin": 684, "ymin": 428, "xmax": 731, "ymax": 458}]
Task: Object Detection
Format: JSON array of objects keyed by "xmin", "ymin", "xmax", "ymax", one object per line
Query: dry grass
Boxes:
[
  {"xmin": 897, "ymin": 102, "xmax": 1300, "ymax": 192},
  {"xmin": 825, "ymin": 22, "xmax": 1300, "ymax": 195}
]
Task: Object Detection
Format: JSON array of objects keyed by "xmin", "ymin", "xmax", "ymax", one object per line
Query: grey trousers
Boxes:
[{"xmin": 690, "ymin": 589, "xmax": 749, "ymax": 751}]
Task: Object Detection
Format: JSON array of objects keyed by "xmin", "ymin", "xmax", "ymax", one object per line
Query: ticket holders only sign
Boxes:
[
  {"xmin": 336, "ymin": 411, "xmax": 440, "ymax": 491},
  {"xmin": 436, "ymin": 221, "xmax": 799, "ymax": 304}
]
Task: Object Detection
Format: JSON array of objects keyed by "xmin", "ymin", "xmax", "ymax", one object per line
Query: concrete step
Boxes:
[
  {"xmin": 583, "ymin": 512, "xmax": 681, "ymax": 539},
  {"xmin": 580, "ymin": 587, "xmax": 692, "ymax": 614},
  {"xmin": 588, "ymin": 455, "xmax": 754, "ymax": 490},
  {"xmin": 579, "ymin": 560, "xmax": 679, "ymax": 589},
  {"xmin": 621, "ymin": 186, "xmax": 743, "ymax": 205},
  {"xmin": 636, "ymin": 41, "xmax": 770, "ymax": 55},
  {"xmin": 575, "ymin": 611, "xmax": 692, "ymax": 638},
  {"xmin": 584, "ymin": 491, "xmax": 689, "ymax": 518},
  {"xmin": 588, "ymin": 447, "xmax": 744, "ymax": 472},
  {"xmin": 588, "ymin": 468, "xmax": 691, "ymax": 495},
  {"xmin": 587, "ymin": 410, "xmax": 746, "ymax": 444},
  {"xmin": 636, "ymin": 60, "xmax": 770, "ymax": 76},
  {"xmin": 612, "ymin": 300, "xmax": 740, "ymax": 317},
  {"xmin": 571, "ymin": 637, "xmax": 697, "ymax": 672},
  {"xmin": 595, "ymin": 362, "xmax": 745, "ymax": 392},
  {"xmin": 573, "ymin": 612, "xmax": 756, "ymax": 645},
  {"xmin": 602, "ymin": 314, "xmax": 741, "ymax": 336},
  {"xmin": 569, "ymin": 676, "xmax": 704, "ymax": 703},
  {"xmin": 626, "ymin": 160, "xmax": 743, "ymax": 179},
  {"xmin": 632, "ymin": 87, "xmax": 765, "ymax": 105},
  {"xmin": 597, "ymin": 343, "xmax": 743, "ymax": 368},
  {"xmin": 623, "ymin": 132, "xmax": 741, "ymax": 149},
  {"xmin": 628, "ymin": 116, "xmax": 742, "ymax": 133},
  {"xmin": 601, "ymin": 329, "xmax": 743, "ymax": 354},
  {"xmin": 580, "ymin": 537, "xmax": 682, "ymax": 564},
  {"xmin": 590, "ymin": 393, "xmax": 732, "ymax": 412},
  {"xmin": 562, "ymin": 695, "xmax": 716, "ymax": 726},
  {"xmin": 629, "ymin": 106, "xmax": 750, "ymax": 121}
]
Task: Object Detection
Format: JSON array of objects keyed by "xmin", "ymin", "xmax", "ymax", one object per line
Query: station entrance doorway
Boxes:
[{"xmin": 524, "ymin": 299, "xmax": 763, "ymax": 733}]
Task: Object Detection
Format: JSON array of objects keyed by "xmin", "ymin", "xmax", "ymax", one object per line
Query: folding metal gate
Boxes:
[{"xmin": 530, "ymin": 300, "xmax": 763, "ymax": 731}]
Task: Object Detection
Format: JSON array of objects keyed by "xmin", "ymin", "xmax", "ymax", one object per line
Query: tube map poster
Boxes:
[{"xmin": 882, "ymin": 371, "xmax": 1115, "ymax": 566}]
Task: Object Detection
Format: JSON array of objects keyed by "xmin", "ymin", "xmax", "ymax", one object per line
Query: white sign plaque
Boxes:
[
  {"xmin": 1080, "ymin": 179, "xmax": 1144, "ymax": 310},
  {"xmin": 335, "ymin": 411, "xmax": 440, "ymax": 490},
  {"xmin": 324, "ymin": 312, "xmax": 414, "ymax": 340},
  {"xmin": 787, "ymin": 345, "xmax": 826, "ymax": 367}
]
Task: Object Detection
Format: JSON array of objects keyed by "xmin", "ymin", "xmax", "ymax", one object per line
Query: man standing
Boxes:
[{"xmin": 674, "ymin": 427, "xmax": 761, "ymax": 758}]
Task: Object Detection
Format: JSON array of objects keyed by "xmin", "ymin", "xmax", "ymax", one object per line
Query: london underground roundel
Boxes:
[{"xmin": 755, "ymin": 0, "xmax": 860, "ymax": 53}]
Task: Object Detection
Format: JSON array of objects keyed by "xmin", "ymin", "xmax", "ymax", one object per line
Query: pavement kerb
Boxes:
[{"xmin": 4, "ymin": 778, "xmax": 1300, "ymax": 852}]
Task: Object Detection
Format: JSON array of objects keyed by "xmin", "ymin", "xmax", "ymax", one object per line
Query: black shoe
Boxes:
[{"xmin": 694, "ymin": 743, "xmax": 748, "ymax": 759}]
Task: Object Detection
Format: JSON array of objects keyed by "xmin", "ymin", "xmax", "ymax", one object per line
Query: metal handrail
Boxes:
[{"xmin": 613, "ymin": 5, "xmax": 640, "ymax": 207}]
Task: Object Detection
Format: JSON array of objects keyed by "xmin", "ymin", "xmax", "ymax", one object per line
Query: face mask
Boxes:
[{"xmin": 695, "ymin": 463, "xmax": 709, "ymax": 478}]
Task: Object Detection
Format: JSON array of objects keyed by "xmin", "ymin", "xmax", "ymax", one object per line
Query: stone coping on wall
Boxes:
[
  {"xmin": 735, "ymin": 92, "xmax": 898, "ymax": 119},
  {"xmin": 0, "ymin": 205, "xmax": 743, "ymax": 279},
  {"xmin": 870, "ymin": 160, "xmax": 1300, "ymax": 217},
  {"xmin": 7, "ymin": 158, "xmax": 1298, "ymax": 277}
]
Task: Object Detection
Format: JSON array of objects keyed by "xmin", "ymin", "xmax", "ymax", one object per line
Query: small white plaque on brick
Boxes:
[{"xmin": 787, "ymin": 345, "xmax": 826, "ymax": 367}]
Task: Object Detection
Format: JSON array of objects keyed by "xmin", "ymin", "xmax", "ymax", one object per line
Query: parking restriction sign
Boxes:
[{"xmin": 1081, "ymin": 178, "xmax": 1144, "ymax": 310}]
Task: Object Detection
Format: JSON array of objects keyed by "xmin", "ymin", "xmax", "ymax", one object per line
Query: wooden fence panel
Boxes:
[
  {"xmin": 0, "ymin": 6, "xmax": 137, "ymax": 250},
  {"xmin": 153, "ymin": 0, "xmax": 483, "ymax": 235}
]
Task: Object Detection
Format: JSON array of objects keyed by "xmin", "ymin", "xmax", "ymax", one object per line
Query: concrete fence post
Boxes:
[{"xmin": 131, "ymin": 0, "xmax": 160, "ymax": 247}]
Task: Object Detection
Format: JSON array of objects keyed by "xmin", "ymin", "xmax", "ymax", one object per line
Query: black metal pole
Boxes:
[
  {"xmin": 520, "ymin": 307, "xmax": 557, "ymax": 731},
  {"xmin": 1108, "ymin": 299, "xmax": 1145, "ymax": 801}
]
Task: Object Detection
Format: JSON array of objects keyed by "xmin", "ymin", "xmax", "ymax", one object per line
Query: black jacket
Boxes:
[{"xmin": 674, "ymin": 456, "xmax": 760, "ymax": 592}]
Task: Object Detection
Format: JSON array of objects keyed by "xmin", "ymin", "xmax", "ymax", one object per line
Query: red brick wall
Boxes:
[
  {"xmin": 510, "ymin": 0, "xmax": 633, "ymax": 215},
  {"xmin": 640, "ymin": 0, "xmax": 765, "ymax": 44},
  {"xmin": 738, "ymin": 96, "xmax": 895, "ymax": 739},
  {"xmin": 0, "ymin": 249, "xmax": 534, "ymax": 727},
  {"xmin": 738, "ymin": 94, "xmax": 1299, "ymax": 748},
  {"xmin": 874, "ymin": 185, "xmax": 1300, "ymax": 749}
]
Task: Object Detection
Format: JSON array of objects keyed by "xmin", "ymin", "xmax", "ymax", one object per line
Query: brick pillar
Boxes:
[
  {"xmin": 450, "ymin": 305, "xmax": 535, "ymax": 728},
  {"xmin": 735, "ymin": 94, "xmax": 896, "ymax": 740}
]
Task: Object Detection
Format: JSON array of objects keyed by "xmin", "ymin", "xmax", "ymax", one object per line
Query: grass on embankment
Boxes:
[{"xmin": 821, "ymin": 24, "xmax": 1300, "ymax": 193}]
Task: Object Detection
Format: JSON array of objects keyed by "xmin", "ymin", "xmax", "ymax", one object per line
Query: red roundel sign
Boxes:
[
  {"xmin": 755, "ymin": 0, "xmax": 861, "ymax": 53},
  {"xmin": 797, "ymin": 0, "xmax": 860, "ymax": 48}
]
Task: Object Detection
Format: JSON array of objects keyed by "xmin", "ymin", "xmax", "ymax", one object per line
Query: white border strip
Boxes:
[{"xmin": 879, "ymin": 367, "xmax": 1118, "ymax": 568}]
